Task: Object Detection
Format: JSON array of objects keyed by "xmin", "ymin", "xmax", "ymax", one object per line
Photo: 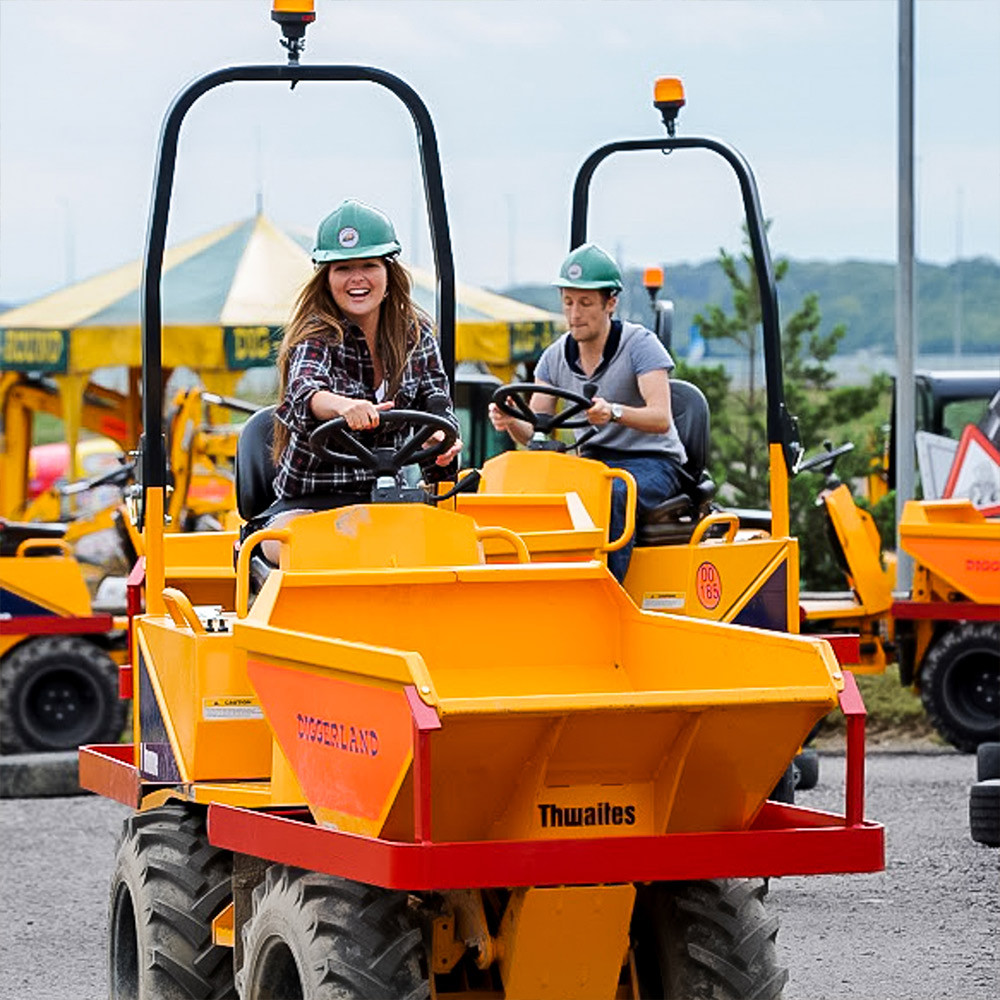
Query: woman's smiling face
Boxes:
[{"xmin": 326, "ymin": 258, "xmax": 388, "ymax": 326}]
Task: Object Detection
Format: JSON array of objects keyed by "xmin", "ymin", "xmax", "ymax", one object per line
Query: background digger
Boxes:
[
  {"xmin": 799, "ymin": 390, "xmax": 999, "ymax": 752},
  {"xmin": 0, "ymin": 386, "xmax": 256, "ymax": 752}
]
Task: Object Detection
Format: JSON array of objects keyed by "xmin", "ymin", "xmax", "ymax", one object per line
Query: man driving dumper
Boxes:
[{"xmin": 488, "ymin": 243, "xmax": 686, "ymax": 581}]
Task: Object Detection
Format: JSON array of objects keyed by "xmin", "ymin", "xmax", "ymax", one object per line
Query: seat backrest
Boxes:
[
  {"xmin": 670, "ymin": 379, "xmax": 710, "ymax": 478},
  {"xmin": 235, "ymin": 405, "xmax": 277, "ymax": 522}
]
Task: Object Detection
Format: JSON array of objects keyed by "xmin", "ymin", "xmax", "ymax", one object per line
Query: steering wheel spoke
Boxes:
[
  {"xmin": 507, "ymin": 392, "xmax": 537, "ymax": 423},
  {"xmin": 394, "ymin": 423, "xmax": 442, "ymax": 467}
]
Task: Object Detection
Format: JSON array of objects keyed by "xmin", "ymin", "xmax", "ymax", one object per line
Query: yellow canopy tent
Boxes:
[{"xmin": 0, "ymin": 214, "xmax": 563, "ymax": 513}]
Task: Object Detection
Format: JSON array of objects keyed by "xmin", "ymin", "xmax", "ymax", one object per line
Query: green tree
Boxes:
[{"xmin": 681, "ymin": 231, "xmax": 890, "ymax": 588}]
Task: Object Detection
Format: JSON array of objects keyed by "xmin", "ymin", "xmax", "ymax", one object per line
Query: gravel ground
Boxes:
[
  {"xmin": 0, "ymin": 751, "xmax": 996, "ymax": 999},
  {"xmin": 774, "ymin": 751, "xmax": 999, "ymax": 1000},
  {"xmin": 0, "ymin": 794, "xmax": 129, "ymax": 1000}
]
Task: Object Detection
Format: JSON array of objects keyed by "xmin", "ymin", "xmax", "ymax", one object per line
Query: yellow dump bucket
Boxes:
[
  {"xmin": 234, "ymin": 505, "xmax": 842, "ymax": 845},
  {"xmin": 899, "ymin": 500, "xmax": 1000, "ymax": 604}
]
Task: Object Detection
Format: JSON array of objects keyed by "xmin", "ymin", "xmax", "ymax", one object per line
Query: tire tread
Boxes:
[
  {"xmin": 921, "ymin": 623, "xmax": 1000, "ymax": 753},
  {"xmin": 238, "ymin": 865, "xmax": 429, "ymax": 999},
  {"xmin": 110, "ymin": 802, "xmax": 235, "ymax": 999},
  {"xmin": 634, "ymin": 877, "xmax": 788, "ymax": 1000}
]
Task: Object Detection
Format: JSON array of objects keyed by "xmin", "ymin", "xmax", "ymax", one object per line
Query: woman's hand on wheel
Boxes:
[{"xmin": 340, "ymin": 398, "xmax": 393, "ymax": 431}]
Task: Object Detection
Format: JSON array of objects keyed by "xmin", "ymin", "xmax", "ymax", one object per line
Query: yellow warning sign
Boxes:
[
  {"xmin": 641, "ymin": 591, "xmax": 686, "ymax": 611},
  {"xmin": 202, "ymin": 697, "xmax": 264, "ymax": 721}
]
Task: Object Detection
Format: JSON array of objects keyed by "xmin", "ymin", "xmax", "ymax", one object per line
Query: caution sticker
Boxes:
[
  {"xmin": 202, "ymin": 697, "xmax": 264, "ymax": 721},
  {"xmin": 641, "ymin": 591, "xmax": 686, "ymax": 611}
]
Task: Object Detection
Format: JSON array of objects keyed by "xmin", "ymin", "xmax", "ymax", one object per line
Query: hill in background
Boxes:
[{"xmin": 502, "ymin": 256, "xmax": 999, "ymax": 361}]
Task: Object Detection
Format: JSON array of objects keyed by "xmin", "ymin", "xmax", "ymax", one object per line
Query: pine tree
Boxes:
[{"xmin": 680, "ymin": 229, "xmax": 889, "ymax": 588}]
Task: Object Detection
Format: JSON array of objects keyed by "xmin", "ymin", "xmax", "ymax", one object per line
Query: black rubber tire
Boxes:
[
  {"xmin": 969, "ymin": 779, "xmax": 1000, "ymax": 848},
  {"xmin": 0, "ymin": 635, "xmax": 126, "ymax": 753},
  {"xmin": 109, "ymin": 802, "xmax": 235, "ymax": 999},
  {"xmin": 976, "ymin": 742, "xmax": 1000, "ymax": 782},
  {"xmin": 237, "ymin": 865, "xmax": 429, "ymax": 1000},
  {"xmin": 632, "ymin": 878, "xmax": 788, "ymax": 999},
  {"xmin": 920, "ymin": 622, "xmax": 1000, "ymax": 753},
  {"xmin": 770, "ymin": 763, "xmax": 796, "ymax": 804},
  {"xmin": 794, "ymin": 749, "xmax": 820, "ymax": 791}
]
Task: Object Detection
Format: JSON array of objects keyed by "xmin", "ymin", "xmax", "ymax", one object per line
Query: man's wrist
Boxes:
[{"xmin": 610, "ymin": 402, "xmax": 624, "ymax": 423}]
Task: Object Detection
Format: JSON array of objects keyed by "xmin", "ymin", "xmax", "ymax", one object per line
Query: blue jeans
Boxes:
[{"xmin": 598, "ymin": 454, "xmax": 682, "ymax": 584}]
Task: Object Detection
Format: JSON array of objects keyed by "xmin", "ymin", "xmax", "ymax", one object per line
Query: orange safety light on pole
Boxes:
[
  {"xmin": 272, "ymin": 0, "xmax": 316, "ymax": 64},
  {"xmin": 653, "ymin": 77, "xmax": 686, "ymax": 136},
  {"xmin": 643, "ymin": 266, "xmax": 663, "ymax": 302},
  {"xmin": 642, "ymin": 265, "xmax": 674, "ymax": 351}
]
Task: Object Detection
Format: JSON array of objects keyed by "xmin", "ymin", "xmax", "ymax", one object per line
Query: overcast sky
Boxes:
[{"xmin": 1, "ymin": 0, "xmax": 998, "ymax": 303}]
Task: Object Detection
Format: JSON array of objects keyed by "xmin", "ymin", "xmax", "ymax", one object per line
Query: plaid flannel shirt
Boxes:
[{"xmin": 273, "ymin": 316, "xmax": 458, "ymax": 500}]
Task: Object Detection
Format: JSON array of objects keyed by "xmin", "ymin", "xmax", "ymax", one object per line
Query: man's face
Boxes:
[{"xmin": 560, "ymin": 288, "xmax": 616, "ymax": 344}]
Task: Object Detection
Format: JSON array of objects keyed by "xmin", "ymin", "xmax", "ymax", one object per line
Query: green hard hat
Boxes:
[
  {"xmin": 554, "ymin": 243, "xmax": 622, "ymax": 291},
  {"xmin": 312, "ymin": 199, "xmax": 402, "ymax": 262}
]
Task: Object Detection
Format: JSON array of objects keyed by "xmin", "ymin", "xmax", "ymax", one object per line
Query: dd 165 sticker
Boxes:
[{"xmin": 696, "ymin": 561, "xmax": 722, "ymax": 610}]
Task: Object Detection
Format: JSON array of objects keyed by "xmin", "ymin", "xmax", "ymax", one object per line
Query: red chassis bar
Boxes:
[
  {"xmin": 0, "ymin": 613, "xmax": 114, "ymax": 636},
  {"xmin": 80, "ymin": 676, "xmax": 883, "ymax": 890},
  {"xmin": 891, "ymin": 599, "xmax": 1000, "ymax": 622},
  {"xmin": 810, "ymin": 632, "xmax": 861, "ymax": 666},
  {"xmin": 207, "ymin": 801, "xmax": 883, "ymax": 891}
]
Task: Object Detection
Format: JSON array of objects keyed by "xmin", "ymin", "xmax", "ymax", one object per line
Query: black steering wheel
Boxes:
[
  {"xmin": 60, "ymin": 459, "xmax": 137, "ymax": 496},
  {"xmin": 796, "ymin": 441, "xmax": 854, "ymax": 476},
  {"xmin": 308, "ymin": 409, "xmax": 458, "ymax": 479},
  {"xmin": 491, "ymin": 382, "xmax": 597, "ymax": 435}
]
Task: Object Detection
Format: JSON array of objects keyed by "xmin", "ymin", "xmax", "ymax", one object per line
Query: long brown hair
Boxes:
[{"xmin": 272, "ymin": 256, "xmax": 424, "ymax": 463}]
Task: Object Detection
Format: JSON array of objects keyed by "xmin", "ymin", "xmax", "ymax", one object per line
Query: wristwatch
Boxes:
[{"xmin": 610, "ymin": 403, "xmax": 624, "ymax": 423}]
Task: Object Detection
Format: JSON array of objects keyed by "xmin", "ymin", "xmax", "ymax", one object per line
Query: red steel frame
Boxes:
[
  {"xmin": 80, "ymin": 673, "xmax": 883, "ymax": 889},
  {"xmin": 117, "ymin": 557, "xmax": 147, "ymax": 700},
  {"xmin": 891, "ymin": 599, "xmax": 1000, "ymax": 622},
  {"xmin": 809, "ymin": 632, "xmax": 861, "ymax": 665},
  {"xmin": 0, "ymin": 613, "xmax": 114, "ymax": 636}
]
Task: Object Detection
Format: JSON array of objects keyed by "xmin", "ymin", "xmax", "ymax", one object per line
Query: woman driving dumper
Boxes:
[{"xmin": 262, "ymin": 199, "xmax": 462, "ymax": 556}]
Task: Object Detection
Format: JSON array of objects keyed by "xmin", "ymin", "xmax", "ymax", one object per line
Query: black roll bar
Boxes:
[
  {"xmin": 140, "ymin": 64, "xmax": 455, "ymax": 498},
  {"xmin": 570, "ymin": 137, "xmax": 801, "ymax": 471}
]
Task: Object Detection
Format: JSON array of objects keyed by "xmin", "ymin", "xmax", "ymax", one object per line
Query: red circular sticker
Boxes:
[{"xmin": 696, "ymin": 561, "xmax": 722, "ymax": 610}]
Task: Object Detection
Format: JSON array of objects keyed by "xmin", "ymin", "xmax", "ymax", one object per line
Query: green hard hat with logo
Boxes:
[
  {"xmin": 554, "ymin": 243, "xmax": 622, "ymax": 291},
  {"xmin": 312, "ymin": 199, "xmax": 402, "ymax": 262}
]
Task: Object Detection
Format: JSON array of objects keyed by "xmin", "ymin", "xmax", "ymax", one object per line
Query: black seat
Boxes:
[
  {"xmin": 233, "ymin": 406, "xmax": 280, "ymax": 587},
  {"xmin": 235, "ymin": 405, "xmax": 278, "ymax": 528},
  {"xmin": 636, "ymin": 379, "xmax": 718, "ymax": 546},
  {"xmin": 0, "ymin": 517, "xmax": 69, "ymax": 557}
]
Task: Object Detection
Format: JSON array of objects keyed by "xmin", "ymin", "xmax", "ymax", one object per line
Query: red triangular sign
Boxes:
[{"xmin": 942, "ymin": 425, "xmax": 1000, "ymax": 515}]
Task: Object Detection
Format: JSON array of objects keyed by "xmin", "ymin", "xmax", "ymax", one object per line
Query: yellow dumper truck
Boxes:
[{"xmin": 81, "ymin": 5, "xmax": 883, "ymax": 998}]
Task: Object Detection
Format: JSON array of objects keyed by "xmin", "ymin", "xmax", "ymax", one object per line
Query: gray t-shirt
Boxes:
[{"xmin": 534, "ymin": 320, "xmax": 687, "ymax": 465}]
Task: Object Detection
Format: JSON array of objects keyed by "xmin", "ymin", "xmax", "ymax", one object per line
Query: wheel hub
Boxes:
[{"xmin": 21, "ymin": 667, "xmax": 99, "ymax": 747}]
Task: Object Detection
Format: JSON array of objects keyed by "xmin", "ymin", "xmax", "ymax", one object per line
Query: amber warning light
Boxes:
[
  {"xmin": 653, "ymin": 77, "xmax": 686, "ymax": 136},
  {"xmin": 643, "ymin": 267, "xmax": 664, "ymax": 294}
]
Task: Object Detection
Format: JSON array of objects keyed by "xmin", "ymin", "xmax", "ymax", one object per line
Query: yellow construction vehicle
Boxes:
[
  {"xmin": 1, "ymin": 381, "xmax": 256, "ymax": 753},
  {"xmin": 0, "ymin": 522, "xmax": 130, "ymax": 753},
  {"xmin": 799, "ymin": 438, "xmax": 999, "ymax": 752},
  {"xmin": 0, "ymin": 371, "xmax": 135, "ymax": 518},
  {"xmin": 162, "ymin": 386, "xmax": 257, "ymax": 532},
  {"xmin": 80, "ymin": 7, "xmax": 883, "ymax": 998},
  {"xmin": 457, "ymin": 82, "xmax": 820, "ymax": 652}
]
